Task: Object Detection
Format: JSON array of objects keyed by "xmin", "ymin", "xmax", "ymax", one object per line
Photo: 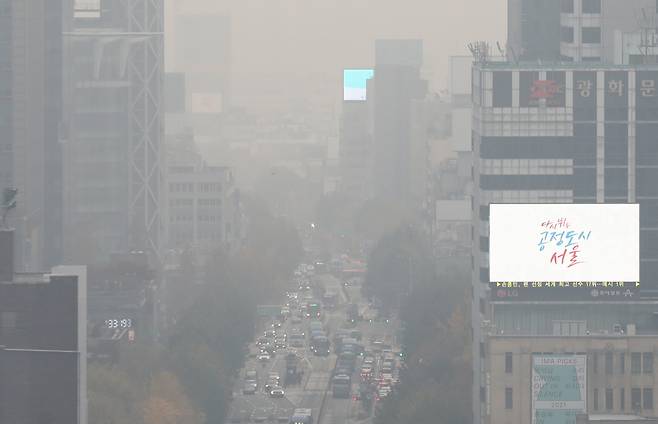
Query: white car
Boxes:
[
  {"xmin": 257, "ymin": 353, "xmax": 271, "ymax": 362},
  {"xmin": 269, "ymin": 387, "xmax": 285, "ymax": 398}
]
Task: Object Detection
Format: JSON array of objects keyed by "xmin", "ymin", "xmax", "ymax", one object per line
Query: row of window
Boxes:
[
  {"xmin": 504, "ymin": 352, "xmax": 654, "ymax": 375},
  {"xmin": 171, "ymin": 232, "xmax": 223, "ymax": 243},
  {"xmin": 481, "ymin": 190, "xmax": 573, "ymax": 204},
  {"xmin": 561, "ymin": 26, "xmax": 601, "ymax": 44},
  {"xmin": 169, "ymin": 182, "xmax": 222, "ymax": 193},
  {"xmin": 593, "ymin": 352, "xmax": 654, "ymax": 375},
  {"xmin": 504, "ymin": 387, "xmax": 654, "ymax": 411},
  {"xmin": 480, "ymin": 158, "xmax": 574, "ymax": 175},
  {"xmin": 561, "ymin": 0, "xmax": 601, "ymax": 14},
  {"xmin": 168, "ymin": 198, "xmax": 222, "ymax": 207},
  {"xmin": 592, "ymin": 388, "xmax": 653, "ymax": 411},
  {"xmin": 169, "ymin": 215, "xmax": 221, "ymax": 223}
]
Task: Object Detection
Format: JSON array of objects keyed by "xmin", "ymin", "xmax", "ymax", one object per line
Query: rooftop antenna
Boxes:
[
  {"xmin": 635, "ymin": 7, "xmax": 657, "ymax": 64},
  {"xmin": 507, "ymin": 44, "xmax": 519, "ymax": 64},
  {"xmin": 496, "ymin": 41, "xmax": 505, "ymax": 59},
  {"xmin": 468, "ymin": 41, "xmax": 490, "ymax": 64}
]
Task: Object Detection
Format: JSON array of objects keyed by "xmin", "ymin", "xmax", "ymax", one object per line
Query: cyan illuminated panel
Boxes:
[{"xmin": 344, "ymin": 69, "xmax": 374, "ymax": 101}]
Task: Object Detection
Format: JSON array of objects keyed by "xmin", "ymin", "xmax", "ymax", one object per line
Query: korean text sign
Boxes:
[{"xmin": 489, "ymin": 204, "xmax": 639, "ymax": 282}]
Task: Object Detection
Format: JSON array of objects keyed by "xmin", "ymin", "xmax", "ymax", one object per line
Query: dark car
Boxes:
[{"xmin": 242, "ymin": 382, "xmax": 257, "ymax": 395}]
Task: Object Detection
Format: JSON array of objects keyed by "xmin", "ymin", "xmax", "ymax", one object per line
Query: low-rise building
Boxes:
[{"xmin": 486, "ymin": 327, "xmax": 658, "ymax": 424}]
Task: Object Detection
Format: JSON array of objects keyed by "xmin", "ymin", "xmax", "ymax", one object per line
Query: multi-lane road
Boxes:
[{"xmin": 225, "ymin": 272, "xmax": 401, "ymax": 424}]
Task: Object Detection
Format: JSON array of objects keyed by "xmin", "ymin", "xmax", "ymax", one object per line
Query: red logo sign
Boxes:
[{"xmin": 530, "ymin": 80, "xmax": 562, "ymax": 99}]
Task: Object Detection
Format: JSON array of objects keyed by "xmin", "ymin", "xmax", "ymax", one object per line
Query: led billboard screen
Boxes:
[
  {"xmin": 532, "ymin": 355, "xmax": 586, "ymax": 424},
  {"xmin": 344, "ymin": 69, "xmax": 374, "ymax": 101},
  {"xmin": 490, "ymin": 204, "xmax": 639, "ymax": 283}
]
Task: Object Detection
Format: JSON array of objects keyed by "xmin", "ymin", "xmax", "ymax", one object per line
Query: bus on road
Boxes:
[
  {"xmin": 289, "ymin": 408, "xmax": 313, "ymax": 424},
  {"xmin": 332, "ymin": 374, "xmax": 351, "ymax": 398}
]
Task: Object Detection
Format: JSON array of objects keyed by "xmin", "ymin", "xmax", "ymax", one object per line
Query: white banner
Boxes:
[{"xmin": 490, "ymin": 203, "xmax": 639, "ymax": 282}]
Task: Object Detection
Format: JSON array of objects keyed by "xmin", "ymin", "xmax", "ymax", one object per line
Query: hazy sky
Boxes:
[{"xmin": 166, "ymin": 0, "xmax": 506, "ymax": 108}]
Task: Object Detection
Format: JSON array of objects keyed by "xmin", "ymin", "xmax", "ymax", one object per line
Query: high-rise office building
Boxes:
[
  {"xmin": 372, "ymin": 40, "xmax": 429, "ymax": 209},
  {"xmin": 507, "ymin": 0, "xmax": 562, "ymax": 62},
  {"xmin": 559, "ymin": 0, "xmax": 657, "ymax": 63},
  {"xmin": 63, "ymin": 0, "xmax": 164, "ymax": 263},
  {"xmin": 340, "ymin": 69, "xmax": 373, "ymax": 201},
  {"xmin": 470, "ymin": 61, "xmax": 658, "ymax": 424},
  {"xmin": 509, "ymin": 0, "xmax": 658, "ymax": 64},
  {"xmin": 0, "ymin": 0, "xmax": 70, "ymax": 270}
]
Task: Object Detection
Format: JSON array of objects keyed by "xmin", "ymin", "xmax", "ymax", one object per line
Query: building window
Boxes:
[
  {"xmin": 621, "ymin": 388, "xmax": 626, "ymax": 411},
  {"xmin": 0, "ymin": 311, "xmax": 16, "ymax": 328},
  {"xmin": 632, "ymin": 353, "xmax": 642, "ymax": 374},
  {"xmin": 592, "ymin": 352, "xmax": 599, "ymax": 374},
  {"xmin": 620, "ymin": 353, "xmax": 626, "ymax": 374},
  {"xmin": 582, "ymin": 27, "xmax": 601, "ymax": 44},
  {"xmin": 643, "ymin": 353, "xmax": 653, "ymax": 374},
  {"xmin": 605, "ymin": 352, "xmax": 613, "ymax": 375},
  {"xmin": 562, "ymin": 26, "xmax": 574, "ymax": 43},
  {"xmin": 505, "ymin": 352, "xmax": 513, "ymax": 373},
  {"xmin": 505, "ymin": 387, "xmax": 513, "ymax": 409},
  {"xmin": 594, "ymin": 388, "xmax": 599, "ymax": 410},
  {"xmin": 644, "ymin": 388, "xmax": 654, "ymax": 410},
  {"xmin": 582, "ymin": 0, "xmax": 601, "ymax": 13},
  {"xmin": 561, "ymin": 0, "xmax": 574, "ymax": 12},
  {"xmin": 606, "ymin": 389, "xmax": 614, "ymax": 410},
  {"xmin": 632, "ymin": 388, "xmax": 642, "ymax": 410}
]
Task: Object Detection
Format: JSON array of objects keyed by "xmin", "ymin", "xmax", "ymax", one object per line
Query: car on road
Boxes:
[
  {"xmin": 268, "ymin": 371, "xmax": 280, "ymax": 382},
  {"xmin": 252, "ymin": 409, "xmax": 269, "ymax": 423},
  {"xmin": 264, "ymin": 379, "xmax": 278, "ymax": 392},
  {"xmin": 242, "ymin": 382, "xmax": 257, "ymax": 395},
  {"xmin": 245, "ymin": 369, "xmax": 258, "ymax": 380},
  {"xmin": 275, "ymin": 411, "xmax": 291, "ymax": 423},
  {"xmin": 257, "ymin": 352, "xmax": 271, "ymax": 362},
  {"xmin": 269, "ymin": 386, "xmax": 285, "ymax": 398},
  {"xmin": 360, "ymin": 365, "xmax": 373, "ymax": 379},
  {"xmin": 264, "ymin": 329, "xmax": 276, "ymax": 338}
]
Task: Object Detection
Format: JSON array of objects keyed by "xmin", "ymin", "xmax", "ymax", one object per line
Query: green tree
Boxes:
[{"xmin": 364, "ymin": 225, "xmax": 435, "ymax": 309}]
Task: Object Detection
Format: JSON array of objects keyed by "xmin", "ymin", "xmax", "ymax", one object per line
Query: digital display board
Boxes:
[
  {"xmin": 344, "ymin": 69, "xmax": 374, "ymax": 101},
  {"xmin": 489, "ymin": 204, "xmax": 639, "ymax": 283},
  {"xmin": 532, "ymin": 355, "xmax": 586, "ymax": 424},
  {"xmin": 491, "ymin": 281, "xmax": 640, "ymax": 301}
]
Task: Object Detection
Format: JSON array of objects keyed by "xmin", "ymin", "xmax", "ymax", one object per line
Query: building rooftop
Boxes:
[
  {"xmin": 476, "ymin": 61, "xmax": 658, "ymax": 71},
  {"xmin": 588, "ymin": 414, "xmax": 657, "ymax": 421}
]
